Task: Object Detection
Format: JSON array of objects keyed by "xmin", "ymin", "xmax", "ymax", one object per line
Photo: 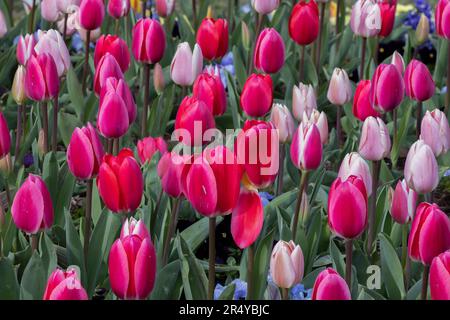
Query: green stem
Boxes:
[
  {"xmin": 421, "ymin": 265, "xmax": 429, "ymax": 300},
  {"xmin": 141, "ymin": 64, "xmax": 151, "ymax": 137},
  {"xmin": 40, "ymin": 102, "xmax": 49, "ymax": 154},
  {"xmin": 81, "ymin": 30, "xmax": 91, "ymax": 95},
  {"xmin": 208, "ymin": 217, "xmax": 216, "ymax": 300},
  {"xmin": 150, "ymin": 189, "xmax": 164, "ymax": 238},
  {"xmin": 15, "ymin": 105, "xmax": 23, "ymax": 167},
  {"xmin": 275, "ymin": 145, "xmax": 285, "ymax": 196},
  {"xmin": 345, "ymin": 238, "xmax": 353, "ymax": 288},
  {"xmin": 83, "ymin": 179, "xmax": 93, "ymax": 264},
  {"xmin": 335, "ymin": 0, "xmax": 343, "ymax": 49},
  {"xmin": 416, "ymin": 101, "xmax": 422, "ymax": 139},
  {"xmin": 52, "ymin": 95, "xmax": 59, "ymax": 153},
  {"xmin": 161, "ymin": 197, "xmax": 181, "ymax": 267},
  {"xmin": 31, "ymin": 233, "xmax": 39, "ymax": 252},
  {"xmin": 28, "ymin": 0, "xmax": 36, "ymax": 34},
  {"xmin": 141, "ymin": 0, "xmax": 147, "ymax": 18},
  {"xmin": 316, "ymin": 2, "xmax": 326, "ymax": 75},
  {"xmin": 291, "ymin": 171, "xmax": 309, "ymax": 241},
  {"xmin": 192, "ymin": 0, "xmax": 197, "ymax": 28},
  {"xmin": 299, "ymin": 45, "xmax": 306, "ymax": 83},
  {"xmin": 63, "ymin": 13, "xmax": 69, "ymax": 40},
  {"xmin": 336, "ymin": 105, "xmax": 342, "ymax": 148},
  {"xmin": 247, "ymin": 13, "xmax": 263, "ymax": 76},
  {"xmin": 367, "ymin": 160, "xmax": 381, "ymax": 254},
  {"xmin": 246, "ymin": 244, "xmax": 255, "ymax": 300},
  {"xmin": 360, "ymin": 37, "xmax": 367, "ymax": 81},
  {"xmin": 281, "ymin": 288, "xmax": 289, "ymax": 300}
]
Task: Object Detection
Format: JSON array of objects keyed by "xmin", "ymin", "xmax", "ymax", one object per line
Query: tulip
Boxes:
[
  {"xmin": 270, "ymin": 241, "xmax": 304, "ymax": 289},
  {"xmin": 25, "ymin": 53, "xmax": 60, "ymax": 101},
  {"xmin": 97, "ymin": 148, "xmax": 144, "ymax": 213},
  {"xmin": 43, "ymin": 268, "xmax": 88, "ymax": 300},
  {"xmin": 16, "ymin": 34, "xmax": 36, "ymax": 65},
  {"xmin": 11, "ymin": 174, "xmax": 54, "ymax": 234},
  {"xmin": 157, "ymin": 152, "xmax": 189, "ymax": 198},
  {"xmin": 270, "ymin": 103, "xmax": 296, "ymax": 144},
  {"xmin": 312, "ymin": 268, "xmax": 351, "ymax": 300},
  {"xmin": 0, "ymin": 10, "xmax": 6, "ymax": 38},
  {"xmin": 93, "ymin": 53, "xmax": 125, "ymax": 95},
  {"xmin": 0, "ymin": 154, "xmax": 11, "ymax": 176},
  {"xmin": 251, "ymin": 0, "xmax": 280, "ymax": 14},
  {"xmin": 196, "ymin": 18, "xmax": 229, "ymax": 61},
  {"xmin": 389, "ymin": 179, "xmax": 418, "ymax": 224},
  {"xmin": 231, "ymin": 188, "xmax": 264, "ymax": 249},
  {"xmin": 404, "ymin": 140, "xmax": 439, "ymax": 194},
  {"xmin": 420, "ymin": 109, "xmax": 450, "ymax": 157},
  {"xmin": 132, "ymin": 18, "xmax": 166, "ymax": 64},
  {"xmin": 79, "ymin": 0, "xmax": 105, "ymax": 30},
  {"xmin": 241, "ymin": 22, "xmax": 250, "ymax": 51},
  {"xmin": 12, "ymin": 66, "xmax": 27, "ymax": 106},
  {"xmin": 350, "ymin": 0, "xmax": 381, "ymax": 38},
  {"xmin": 290, "ymin": 122, "xmax": 323, "ymax": 171},
  {"xmin": 153, "ymin": 63, "xmax": 165, "ymax": 94},
  {"xmin": 358, "ymin": 117, "xmax": 391, "ymax": 161},
  {"xmin": 170, "ymin": 42, "xmax": 203, "ymax": 87},
  {"xmin": 404, "ymin": 60, "xmax": 435, "ymax": 102},
  {"xmin": 67, "ymin": 123, "xmax": 104, "ymax": 180},
  {"xmin": 240, "ymin": 74, "xmax": 273, "ymax": 117},
  {"xmin": 57, "ymin": 0, "xmax": 81, "ymax": 13},
  {"xmin": 408, "ymin": 203, "xmax": 450, "ymax": 265},
  {"xmin": 99, "ymin": 77, "xmax": 136, "ymax": 126},
  {"xmin": 430, "ymin": 250, "xmax": 450, "ymax": 300},
  {"xmin": 120, "ymin": 217, "xmax": 150, "ymax": 240},
  {"xmin": 379, "ymin": 0, "xmax": 396, "ymax": 37},
  {"xmin": 338, "ymin": 152, "xmax": 372, "ymax": 196},
  {"xmin": 328, "ymin": 175, "xmax": 368, "ymax": 239},
  {"xmin": 35, "ymin": 29, "xmax": 71, "ymax": 77},
  {"xmin": 137, "ymin": 137, "xmax": 167, "ymax": 164},
  {"xmin": 352, "ymin": 80, "xmax": 380, "ymax": 121},
  {"xmin": 289, "ymin": 0, "xmax": 319, "ymax": 46},
  {"xmin": 254, "ymin": 28, "xmax": 285, "ymax": 74},
  {"xmin": 193, "ymin": 66, "xmax": 226, "ymax": 116},
  {"xmin": 41, "ymin": 0, "xmax": 60, "ymax": 22},
  {"xmin": 155, "ymin": 0, "xmax": 176, "ymax": 17},
  {"xmin": 108, "ymin": 0, "xmax": 130, "ymax": 19},
  {"xmin": 0, "ymin": 113, "xmax": 11, "ymax": 159},
  {"xmin": 302, "ymin": 110, "xmax": 329, "ymax": 145},
  {"xmin": 327, "ymin": 68, "xmax": 352, "ymax": 106},
  {"xmin": 370, "ymin": 63, "xmax": 404, "ymax": 113},
  {"xmin": 174, "ymin": 96, "xmax": 215, "ymax": 146},
  {"xmin": 292, "ymin": 83, "xmax": 317, "ymax": 121},
  {"xmin": 436, "ymin": 0, "xmax": 450, "ymax": 39},
  {"xmin": 391, "ymin": 51, "xmax": 405, "ymax": 75},
  {"xmin": 415, "ymin": 14, "xmax": 430, "ymax": 46},
  {"xmin": 94, "ymin": 35, "xmax": 131, "ymax": 73}
]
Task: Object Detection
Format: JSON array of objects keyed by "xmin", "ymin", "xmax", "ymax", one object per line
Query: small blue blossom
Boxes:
[
  {"xmin": 290, "ymin": 284, "xmax": 313, "ymax": 300},
  {"xmin": 214, "ymin": 279, "xmax": 248, "ymax": 300},
  {"xmin": 71, "ymin": 33, "xmax": 84, "ymax": 53},
  {"xmin": 240, "ymin": 4, "xmax": 252, "ymax": 14},
  {"xmin": 23, "ymin": 153, "xmax": 34, "ymax": 168},
  {"xmin": 259, "ymin": 192, "xmax": 274, "ymax": 207},
  {"xmin": 444, "ymin": 169, "xmax": 450, "ymax": 177}
]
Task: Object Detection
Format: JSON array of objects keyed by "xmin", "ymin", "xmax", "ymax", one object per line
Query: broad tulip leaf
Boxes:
[
  {"xmin": 64, "ymin": 210, "xmax": 87, "ymax": 287},
  {"xmin": 379, "ymin": 233, "xmax": 405, "ymax": 300},
  {"xmin": 151, "ymin": 260, "xmax": 183, "ymax": 300},
  {"xmin": 218, "ymin": 283, "xmax": 236, "ymax": 300},
  {"xmin": 40, "ymin": 232, "xmax": 57, "ymax": 278},
  {"xmin": 20, "ymin": 252, "xmax": 46, "ymax": 300},
  {"xmin": 0, "ymin": 257, "xmax": 20, "ymax": 299},
  {"xmin": 249, "ymin": 229, "xmax": 274, "ymax": 300}
]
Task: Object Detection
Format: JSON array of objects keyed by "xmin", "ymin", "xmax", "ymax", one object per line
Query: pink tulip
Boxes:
[
  {"xmin": 404, "ymin": 59, "xmax": 435, "ymax": 102},
  {"xmin": 56, "ymin": 0, "xmax": 81, "ymax": 13},
  {"xmin": 312, "ymin": 268, "xmax": 351, "ymax": 300},
  {"xmin": 94, "ymin": 35, "xmax": 131, "ymax": 73},
  {"xmin": 67, "ymin": 123, "xmax": 104, "ymax": 180},
  {"xmin": 108, "ymin": 0, "xmax": 130, "ymax": 19},
  {"xmin": 137, "ymin": 137, "xmax": 167, "ymax": 164},
  {"xmin": 290, "ymin": 122, "xmax": 323, "ymax": 171},
  {"xmin": 11, "ymin": 174, "xmax": 54, "ymax": 234},
  {"xmin": 132, "ymin": 18, "xmax": 166, "ymax": 64},
  {"xmin": 155, "ymin": 0, "xmax": 176, "ymax": 17},
  {"xmin": 302, "ymin": 110, "xmax": 329, "ymax": 145},
  {"xmin": 350, "ymin": 0, "xmax": 381, "ymax": 38},
  {"xmin": 157, "ymin": 152, "xmax": 189, "ymax": 198},
  {"xmin": 43, "ymin": 268, "xmax": 88, "ymax": 300},
  {"xmin": 408, "ymin": 203, "xmax": 450, "ymax": 265},
  {"xmin": 79, "ymin": 0, "xmax": 105, "ymax": 30},
  {"xmin": 328, "ymin": 176, "xmax": 368, "ymax": 239},
  {"xmin": 352, "ymin": 80, "xmax": 380, "ymax": 121},
  {"xmin": 0, "ymin": 10, "xmax": 6, "ymax": 38},
  {"xmin": 389, "ymin": 179, "xmax": 418, "ymax": 224},
  {"xmin": 436, "ymin": 0, "xmax": 450, "ymax": 39},
  {"xmin": 41, "ymin": 0, "xmax": 60, "ymax": 22},
  {"xmin": 370, "ymin": 63, "xmax": 404, "ymax": 112},
  {"xmin": 358, "ymin": 116, "xmax": 391, "ymax": 161},
  {"xmin": 16, "ymin": 34, "xmax": 36, "ymax": 66},
  {"xmin": 251, "ymin": 0, "xmax": 280, "ymax": 14},
  {"xmin": 93, "ymin": 53, "xmax": 125, "ymax": 95},
  {"xmin": 0, "ymin": 113, "xmax": 11, "ymax": 159},
  {"xmin": 404, "ymin": 140, "xmax": 439, "ymax": 194},
  {"xmin": 430, "ymin": 250, "xmax": 450, "ymax": 300},
  {"xmin": 25, "ymin": 53, "xmax": 60, "ymax": 101},
  {"xmin": 420, "ymin": 109, "xmax": 450, "ymax": 157},
  {"xmin": 327, "ymin": 68, "xmax": 353, "ymax": 106},
  {"xmin": 120, "ymin": 217, "xmax": 150, "ymax": 240},
  {"xmin": 12, "ymin": 66, "xmax": 27, "ymax": 105},
  {"xmin": 270, "ymin": 240, "xmax": 304, "ymax": 289},
  {"xmin": 97, "ymin": 149, "xmax": 144, "ymax": 213},
  {"xmin": 240, "ymin": 74, "xmax": 273, "ymax": 117},
  {"xmin": 170, "ymin": 42, "xmax": 203, "ymax": 87},
  {"xmin": 99, "ymin": 77, "xmax": 136, "ymax": 126},
  {"xmin": 35, "ymin": 29, "xmax": 71, "ymax": 77},
  {"xmin": 270, "ymin": 103, "xmax": 296, "ymax": 144},
  {"xmin": 193, "ymin": 66, "xmax": 226, "ymax": 116},
  {"xmin": 391, "ymin": 51, "xmax": 405, "ymax": 75},
  {"xmin": 338, "ymin": 152, "xmax": 372, "ymax": 196},
  {"xmin": 292, "ymin": 83, "xmax": 317, "ymax": 121},
  {"xmin": 254, "ymin": 28, "xmax": 285, "ymax": 74},
  {"xmin": 57, "ymin": 4, "xmax": 82, "ymax": 36}
]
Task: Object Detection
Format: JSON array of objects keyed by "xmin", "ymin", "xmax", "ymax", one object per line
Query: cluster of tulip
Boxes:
[{"xmin": 0, "ymin": 0, "xmax": 449, "ymax": 302}]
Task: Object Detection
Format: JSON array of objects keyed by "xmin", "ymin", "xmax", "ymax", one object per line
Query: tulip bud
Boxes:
[
  {"xmin": 289, "ymin": 0, "xmax": 320, "ymax": 45},
  {"xmin": 97, "ymin": 149, "xmax": 143, "ymax": 213},
  {"xmin": 193, "ymin": 66, "xmax": 226, "ymax": 116},
  {"xmin": 16, "ymin": 34, "xmax": 36, "ymax": 66},
  {"xmin": 138, "ymin": 136, "xmax": 167, "ymax": 164},
  {"xmin": 408, "ymin": 203, "xmax": 450, "ymax": 265},
  {"xmin": 240, "ymin": 74, "xmax": 273, "ymax": 117},
  {"xmin": 327, "ymin": 68, "xmax": 352, "ymax": 106},
  {"xmin": 43, "ymin": 268, "xmax": 88, "ymax": 300},
  {"xmin": 415, "ymin": 14, "xmax": 430, "ymax": 46},
  {"xmin": 270, "ymin": 103, "xmax": 296, "ymax": 144},
  {"xmin": 170, "ymin": 42, "xmax": 203, "ymax": 87},
  {"xmin": 338, "ymin": 152, "xmax": 372, "ymax": 196},
  {"xmin": 108, "ymin": 0, "xmax": 130, "ymax": 19},
  {"xmin": 0, "ymin": 10, "xmax": 6, "ymax": 38},
  {"xmin": 404, "ymin": 59, "xmax": 435, "ymax": 102},
  {"xmin": 254, "ymin": 28, "xmax": 285, "ymax": 74},
  {"xmin": 132, "ymin": 18, "xmax": 166, "ymax": 64},
  {"xmin": 370, "ymin": 63, "xmax": 404, "ymax": 113},
  {"xmin": 290, "ymin": 122, "xmax": 323, "ymax": 171},
  {"xmin": 94, "ymin": 34, "xmax": 131, "ymax": 73},
  {"xmin": 93, "ymin": 53, "xmax": 125, "ymax": 95},
  {"xmin": 312, "ymin": 268, "xmax": 351, "ymax": 300},
  {"xmin": 0, "ymin": 154, "xmax": 12, "ymax": 175},
  {"xmin": 155, "ymin": 0, "xmax": 176, "ymax": 17},
  {"xmin": 38, "ymin": 128, "xmax": 46, "ymax": 157},
  {"xmin": 270, "ymin": 240, "xmax": 304, "ymax": 289},
  {"xmin": 25, "ymin": 53, "xmax": 60, "ymax": 101},
  {"xmin": 196, "ymin": 18, "xmax": 229, "ymax": 61},
  {"xmin": 35, "ymin": 29, "xmax": 71, "ymax": 77},
  {"xmin": 352, "ymin": 80, "xmax": 380, "ymax": 121},
  {"xmin": 41, "ymin": 0, "xmax": 60, "ymax": 22},
  {"xmin": 430, "ymin": 250, "xmax": 450, "ymax": 300},
  {"xmin": 358, "ymin": 117, "xmax": 391, "ymax": 161},
  {"xmin": 420, "ymin": 109, "xmax": 450, "ymax": 157},
  {"xmin": 157, "ymin": 152, "xmax": 189, "ymax": 198},
  {"xmin": 436, "ymin": 0, "xmax": 450, "ymax": 39},
  {"xmin": 79, "ymin": 0, "xmax": 105, "ymax": 30},
  {"xmin": 302, "ymin": 110, "xmax": 329, "ymax": 145},
  {"xmin": 391, "ymin": 51, "xmax": 405, "ymax": 75},
  {"xmin": 328, "ymin": 176, "xmax": 368, "ymax": 239},
  {"xmin": 389, "ymin": 179, "xmax": 418, "ymax": 225},
  {"xmin": 404, "ymin": 140, "xmax": 439, "ymax": 194},
  {"xmin": 251, "ymin": 0, "xmax": 280, "ymax": 15},
  {"xmin": 11, "ymin": 174, "xmax": 54, "ymax": 234},
  {"xmin": 350, "ymin": 0, "xmax": 381, "ymax": 38},
  {"xmin": 120, "ymin": 217, "xmax": 151, "ymax": 240},
  {"xmin": 153, "ymin": 63, "xmax": 165, "ymax": 94},
  {"xmin": 379, "ymin": 0, "xmax": 396, "ymax": 37},
  {"xmin": 241, "ymin": 22, "xmax": 250, "ymax": 51},
  {"xmin": 12, "ymin": 66, "xmax": 27, "ymax": 105},
  {"xmin": 292, "ymin": 83, "xmax": 317, "ymax": 121}
]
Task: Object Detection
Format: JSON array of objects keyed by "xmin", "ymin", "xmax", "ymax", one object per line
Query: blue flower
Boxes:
[
  {"xmin": 259, "ymin": 192, "xmax": 274, "ymax": 207},
  {"xmin": 214, "ymin": 279, "xmax": 248, "ymax": 300},
  {"xmin": 23, "ymin": 153, "xmax": 34, "ymax": 168},
  {"xmin": 402, "ymin": 0, "xmax": 435, "ymax": 50},
  {"xmin": 290, "ymin": 284, "xmax": 313, "ymax": 300}
]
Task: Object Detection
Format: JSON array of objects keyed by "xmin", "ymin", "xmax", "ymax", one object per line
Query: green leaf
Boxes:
[
  {"xmin": 64, "ymin": 210, "xmax": 87, "ymax": 286},
  {"xmin": 20, "ymin": 252, "xmax": 46, "ymax": 300},
  {"xmin": 42, "ymin": 151, "xmax": 58, "ymax": 207},
  {"xmin": 250, "ymin": 229, "xmax": 274, "ymax": 300},
  {"xmin": 218, "ymin": 283, "xmax": 236, "ymax": 300},
  {"xmin": 0, "ymin": 257, "xmax": 20, "ymax": 299},
  {"xmin": 54, "ymin": 163, "xmax": 76, "ymax": 226},
  {"xmin": 379, "ymin": 233, "xmax": 405, "ymax": 300},
  {"xmin": 329, "ymin": 238, "xmax": 346, "ymax": 278},
  {"xmin": 225, "ymin": 71, "xmax": 242, "ymax": 129},
  {"xmin": 58, "ymin": 112, "xmax": 83, "ymax": 148},
  {"xmin": 151, "ymin": 260, "xmax": 183, "ymax": 300},
  {"xmin": 40, "ymin": 232, "xmax": 57, "ymax": 278},
  {"xmin": 66, "ymin": 67, "xmax": 84, "ymax": 119},
  {"xmin": 391, "ymin": 101, "xmax": 413, "ymax": 168}
]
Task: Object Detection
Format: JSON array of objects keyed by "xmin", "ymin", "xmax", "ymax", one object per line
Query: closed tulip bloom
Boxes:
[
  {"xmin": 270, "ymin": 103, "xmax": 296, "ymax": 144},
  {"xmin": 240, "ymin": 74, "xmax": 273, "ymax": 117},
  {"xmin": 338, "ymin": 152, "xmax": 372, "ymax": 196},
  {"xmin": 137, "ymin": 137, "xmax": 167, "ymax": 164},
  {"xmin": 292, "ymin": 83, "xmax": 317, "ymax": 121},
  {"xmin": 312, "ymin": 268, "xmax": 351, "ymax": 300},
  {"xmin": 251, "ymin": 0, "xmax": 280, "ymax": 14},
  {"xmin": 79, "ymin": 0, "xmax": 105, "ymax": 30},
  {"xmin": 270, "ymin": 241, "xmax": 304, "ymax": 289},
  {"xmin": 328, "ymin": 176, "xmax": 368, "ymax": 239},
  {"xmin": 404, "ymin": 140, "xmax": 439, "ymax": 194},
  {"xmin": 302, "ymin": 110, "xmax": 329, "ymax": 145},
  {"xmin": 436, "ymin": 0, "xmax": 450, "ymax": 39},
  {"xmin": 16, "ymin": 34, "xmax": 36, "ymax": 65},
  {"xmin": 379, "ymin": 0, "xmax": 396, "ymax": 37},
  {"xmin": 420, "ymin": 109, "xmax": 450, "ymax": 157},
  {"xmin": 12, "ymin": 66, "xmax": 27, "ymax": 105},
  {"xmin": 108, "ymin": 0, "xmax": 130, "ymax": 19},
  {"xmin": 11, "ymin": 174, "xmax": 54, "ymax": 234},
  {"xmin": 67, "ymin": 123, "xmax": 104, "ymax": 180},
  {"xmin": 97, "ymin": 148, "xmax": 144, "ymax": 213},
  {"xmin": 404, "ymin": 59, "xmax": 435, "ymax": 102},
  {"xmin": 57, "ymin": 0, "xmax": 81, "ymax": 13},
  {"xmin": 170, "ymin": 42, "xmax": 203, "ymax": 87},
  {"xmin": 41, "ymin": 0, "xmax": 60, "ymax": 22},
  {"xmin": 157, "ymin": 152, "xmax": 190, "ymax": 198},
  {"xmin": 408, "ymin": 203, "xmax": 450, "ymax": 265},
  {"xmin": 358, "ymin": 117, "xmax": 391, "ymax": 161},
  {"xmin": 120, "ymin": 217, "xmax": 150, "ymax": 240},
  {"xmin": 327, "ymin": 68, "xmax": 352, "ymax": 106},
  {"xmin": 193, "ymin": 66, "xmax": 226, "ymax": 116},
  {"xmin": 370, "ymin": 64, "xmax": 404, "ymax": 112},
  {"xmin": 430, "ymin": 251, "xmax": 450, "ymax": 300},
  {"xmin": 290, "ymin": 122, "xmax": 323, "ymax": 171},
  {"xmin": 35, "ymin": 29, "xmax": 71, "ymax": 77},
  {"xmin": 25, "ymin": 53, "xmax": 60, "ymax": 101},
  {"xmin": 99, "ymin": 77, "xmax": 136, "ymax": 125},
  {"xmin": 43, "ymin": 268, "xmax": 88, "ymax": 300},
  {"xmin": 0, "ymin": 10, "xmax": 6, "ymax": 38},
  {"xmin": 94, "ymin": 35, "xmax": 131, "ymax": 73},
  {"xmin": 254, "ymin": 28, "xmax": 285, "ymax": 74},
  {"xmin": 289, "ymin": 0, "xmax": 319, "ymax": 45},
  {"xmin": 415, "ymin": 14, "xmax": 430, "ymax": 45},
  {"xmin": 0, "ymin": 113, "xmax": 11, "ymax": 158},
  {"xmin": 93, "ymin": 53, "xmax": 125, "ymax": 95},
  {"xmin": 155, "ymin": 0, "xmax": 176, "ymax": 17},
  {"xmin": 231, "ymin": 188, "xmax": 264, "ymax": 249},
  {"xmin": 389, "ymin": 179, "xmax": 418, "ymax": 224},
  {"xmin": 196, "ymin": 18, "xmax": 229, "ymax": 61},
  {"xmin": 132, "ymin": 18, "xmax": 166, "ymax": 64},
  {"xmin": 391, "ymin": 51, "xmax": 405, "ymax": 75},
  {"xmin": 352, "ymin": 80, "xmax": 380, "ymax": 121},
  {"xmin": 153, "ymin": 63, "xmax": 165, "ymax": 94},
  {"xmin": 350, "ymin": 0, "xmax": 381, "ymax": 38}
]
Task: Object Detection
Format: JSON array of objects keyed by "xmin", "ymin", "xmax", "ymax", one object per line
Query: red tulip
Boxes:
[
  {"xmin": 93, "ymin": 53, "xmax": 125, "ymax": 95},
  {"xmin": 108, "ymin": 0, "xmax": 130, "ymax": 19},
  {"xmin": 352, "ymin": 80, "xmax": 380, "ymax": 121},
  {"xmin": 25, "ymin": 53, "xmax": 60, "ymax": 101},
  {"xmin": 370, "ymin": 63, "xmax": 404, "ymax": 113},
  {"xmin": 132, "ymin": 18, "xmax": 166, "ymax": 64},
  {"xmin": 157, "ymin": 152, "xmax": 190, "ymax": 198},
  {"xmin": 196, "ymin": 18, "xmax": 229, "ymax": 61},
  {"xmin": 328, "ymin": 176, "xmax": 368, "ymax": 239},
  {"xmin": 0, "ymin": 112, "xmax": 11, "ymax": 158},
  {"xmin": 97, "ymin": 149, "xmax": 144, "ymax": 213},
  {"xmin": 430, "ymin": 250, "xmax": 450, "ymax": 300},
  {"xmin": 137, "ymin": 136, "xmax": 167, "ymax": 164},
  {"xmin": 312, "ymin": 268, "xmax": 351, "ymax": 300},
  {"xmin": 404, "ymin": 59, "xmax": 435, "ymax": 102},
  {"xmin": 254, "ymin": 28, "xmax": 285, "ymax": 74},
  {"xmin": 11, "ymin": 174, "xmax": 54, "ymax": 234},
  {"xmin": 67, "ymin": 123, "xmax": 104, "ymax": 180},
  {"xmin": 240, "ymin": 74, "xmax": 273, "ymax": 118},
  {"xmin": 99, "ymin": 77, "xmax": 136, "ymax": 127},
  {"xmin": 389, "ymin": 179, "xmax": 418, "ymax": 225},
  {"xmin": 94, "ymin": 35, "xmax": 131, "ymax": 73},
  {"xmin": 16, "ymin": 34, "xmax": 36, "ymax": 66},
  {"xmin": 436, "ymin": 0, "xmax": 450, "ymax": 39},
  {"xmin": 193, "ymin": 66, "xmax": 226, "ymax": 116},
  {"xmin": 379, "ymin": 0, "xmax": 397, "ymax": 37},
  {"xmin": 43, "ymin": 268, "xmax": 88, "ymax": 300},
  {"xmin": 290, "ymin": 121, "xmax": 323, "ymax": 171},
  {"xmin": 289, "ymin": 0, "xmax": 319, "ymax": 46},
  {"xmin": 79, "ymin": 0, "xmax": 105, "ymax": 30},
  {"xmin": 408, "ymin": 202, "xmax": 450, "ymax": 265}
]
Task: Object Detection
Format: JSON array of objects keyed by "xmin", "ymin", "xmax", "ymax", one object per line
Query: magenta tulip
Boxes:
[
  {"xmin": 25, "ymin": 53, "xmax": 60, "ymax": 101},
  {"xmin": 193, "ymin": 66, "xmax": 226, "ymax": 116},
  {"xmin": 389, "ymin": 179, "xmax": 418, "ymax": 225},
  {"xmin": 312, "ymin": 268, "xmax": 351, "ymax": 300},
  {"xmin": 436, "ymin": 0, "xmax": 450, "ymax": 39},
  {"xmin": 132, "ymin": 18, "xmax": 166, "ymax": 64},
  {"xmin": 430, "ymin": 250, "xmax": 450, "ymax": 300},
  {"xmin": 137, "ymin": 137, "xmax": 167, "ymax": 164},
  {"xmin": 99, "ymin": 77, "xmax": 136, "ymax": 127},
  {"xmin": 0, "ymin": 112, "xmax": 11, "ymax": 158},
  {"xmin": 43, "ymin": 268, "xmax": 88, "ymax": 300},
  {"xmin": 120, "ymin": 217, "xmax": 150, "ymax": 240},
  {"xmin": 404, "ymin": 59, "xmax": 435, "ymax": 102},
  {"xmin": 79, "ymin": 0, "xmax": 105, "ymax": 30},
  {"xmin": 108, "ymin": 0, "xmax": 130, "ymax": 19},
  {"xmin": 370, "ymin": 63, "xmax": 404, "ymax": 112},
  {"xmin": 93, "ymin": 53, "xmax": 125, "ymax": 95},
  {"xmin": 290, "ymin": 122, "xmax": 323, "ymax": 171},
  {"xmin": 254, "ymin": 28, "xmax": 285, "ymax": 74},
  {"xmin": 157, "ymin": 152, "xmax": 189, "ymax": 198},
  {"xmin": 16, "ymin": 34, "xmax": 36, "ymax": 66},
  {"xmin": 94, "ymin": 35, "xmax": 131, "ymax": 73},
  {"xmin": 240, "ymin": 74, "xmax": 273, "ymax": 117}
]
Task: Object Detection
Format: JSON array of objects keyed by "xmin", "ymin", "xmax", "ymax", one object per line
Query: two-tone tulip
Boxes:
[
  {"xmin": 289, "ymin": 0, "xmax": 319, "ymax": 46},
  {"xmin": 327, "ymin": 68, "xmax": 352, "ymax": 106},
  {"xmin": 12, "ymin": 66, "xmax": 27, "ymax": 105},
  {"xmin": 270, "ymin": 241, "xmax": 304, "ymax": 289},
  {"xmin": 350, "ymin": 0, "xmax": 381, "ymax": 38},
  {"xmin": 358, "ymin": 117, "xmax": 391, "ymax": 161},
  {"xmin": 79, "ymin": 0, "xmax": 105, "ymax": 30},
  {"xmin": 312, "ymin": 268, "xmax": 351, "ymax": 300},
  {"xmin": 436, "ymin": 0, "xmax": 450, "ymax": 39},
  {"xmin": 43, "ymin": 268, "xmax": 88, "ymax": 300},
  {"xmin": 352, "ymin": 80, "xmax": 380, "ymax": 121},
  {"xmin": 99, "ymin": 77, "xmax": 136, "ymax": 126},
  {"xmin": 389, "ymin": 179, "xmax": 418, "ymax": 224},
  {"xmin": 93, "ymin": 53, "xmax": 125, "ymax": 95},
  {"xmin": 240, "ymin": 74, "xmax": 273, "ymax": 117},
  {"xmin": 391, "ymin": 51, "xmax": 405, "ymax": 74},
  {"xmin": 16, "ymin": 34, "xmax": 36, "ymax": 65},
  {"xmin": 404, "ymin": 59, "xmax": 435, "ymax": 102},
  {"xmin": 0, "ymin": 9, "xmax": 6, "ymax": 38},
  {"xmin": 270, "ymin": 103, "xmax": 296, "ymax": 144},
  {"xmin": 196, "ymin": 18, "xmax": 228, "ymax": 61},
  {"xmin": 35, "ymin": 29, "xmax": 71, "ymax": 77},
  {"xmin": 420, "ymin": 109, "xmax": 450, "ymax": 157},
  {"xmin": 338, "ymin": 152, "xmax": 372, "ymax": 196},
  {"xmin": 292, "ymin": 83, "xmax": 317, "ymax": 121},
  {"xmin": 108, "ymin": 0, "xmax": 130, "ymax": 19},
  {"xmin": 137, "ymin": 137, "xmax": 167, "ymax": 164},
  {"xmin": 132, "ymin": 18, "xmax": 166, "ymax": 64},
  {"xmin": 430, "ymin": 250, "xmax": 450, "ymax": 300},
  {"xmin": 290, "ymin": 121, "xmax": 323, "ymax": 171},
  {"xmin": 254, "ymin": 28, "xmax": 285, "ymax": 74},
  {"xmin": 94, "ymin": 35, "xmax": 131, "ymax": 73},
  {"xmin": 25, "ymin": 53, "xmax": 60, "ymax": 101},
  {"xmin": 302, "ymin": 110, "xmax": 329, "ymax": 145},
  {"xmin": 170, "ymin": 42, "xmax": 203, "ymax": 87},
  {"xmin": 155, "ymin": 0, "xmax": 176, "ymax": 17}
]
